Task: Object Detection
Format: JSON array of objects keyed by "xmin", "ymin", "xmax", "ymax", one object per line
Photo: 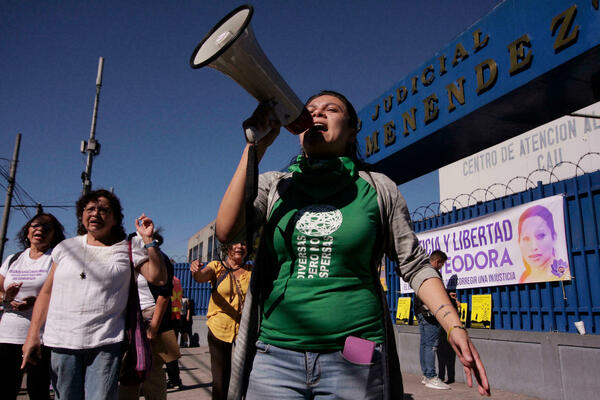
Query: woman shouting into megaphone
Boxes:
[{"xmin": 216, "ymin": 90, "xmax": 491, "ymax": 399}]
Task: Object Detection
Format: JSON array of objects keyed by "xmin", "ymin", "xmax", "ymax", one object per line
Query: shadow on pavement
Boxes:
[{"xmin": 168, "ymin": 382, "xmax": 212, "ymax": 392}]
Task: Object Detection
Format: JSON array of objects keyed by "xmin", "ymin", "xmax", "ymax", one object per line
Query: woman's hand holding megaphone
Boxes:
[
  {"xmin": 243, "ymin": 100, "xmax": 282, "ymax": 146},
  {"xmin": 216, "ymin": 100, "xmax": 282, "ymax": 244}
]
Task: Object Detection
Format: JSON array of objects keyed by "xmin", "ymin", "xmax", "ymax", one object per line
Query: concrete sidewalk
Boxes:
[
  {"xmin": 166, "ymin": 347, "xmax": 539, "ymax": 400},
  {"xmin": 18, "ymin": 346, "xmax": 539, "ymax": 399}
]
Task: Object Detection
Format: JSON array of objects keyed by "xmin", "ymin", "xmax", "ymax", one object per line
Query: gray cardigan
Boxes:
[{"xmin": 227, "ymin": 169, "xmax": 441, "ymax": 400}]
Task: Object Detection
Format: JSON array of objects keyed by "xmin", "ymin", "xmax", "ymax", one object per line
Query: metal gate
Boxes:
[{"xmin": 173, "ymin": 263, "xmax": 211, "ymax": 316}]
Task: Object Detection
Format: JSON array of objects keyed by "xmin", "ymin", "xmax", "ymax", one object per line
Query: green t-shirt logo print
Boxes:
[{"xmin": 294, "ymin": 204, "xmax": 343, "ymax": 237}]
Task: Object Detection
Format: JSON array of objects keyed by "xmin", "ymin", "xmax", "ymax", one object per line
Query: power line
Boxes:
[
  {"xmin": 10, "ymin": 190, "xmax": 31, "ymax": 219},
  {"xmin": 0, "ymin": 165, "xmax": 38, "ymax": 205},
  {"xmin": 0, "ymin": 165, "xmax": 39, "ymax": 219}
]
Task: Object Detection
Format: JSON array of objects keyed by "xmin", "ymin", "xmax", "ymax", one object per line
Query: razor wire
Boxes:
[{"xmin": 410, "ymin": 151, "xmax": 600, "ymax": 222}]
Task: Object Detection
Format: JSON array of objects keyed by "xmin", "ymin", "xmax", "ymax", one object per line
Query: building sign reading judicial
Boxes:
[{"xmin": 357, "ymin": 0, "xmax": 600, "ymax": 185}]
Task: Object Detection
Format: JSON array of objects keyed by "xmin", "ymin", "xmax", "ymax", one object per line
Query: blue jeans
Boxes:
[
  {"xmin": 417, "ymin": 313, "xmax": 440, "ymax": 378},
  {"xmin": 245, "ymin": 340, "xmax": 383, "ymax": 400},
  {"xmin": 50, "ymin": 342, "xmax": 122, "ymax": 400}
]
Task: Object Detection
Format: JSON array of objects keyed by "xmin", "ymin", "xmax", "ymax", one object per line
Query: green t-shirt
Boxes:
[{"xmin": 258, "ymin": 156, "xmax": 385, "ymax": 351}]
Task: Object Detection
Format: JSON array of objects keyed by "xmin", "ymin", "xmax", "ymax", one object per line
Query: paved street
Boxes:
[{"xmin": 19, "ymin": 346, "xmax": 539, "ymax": 399}]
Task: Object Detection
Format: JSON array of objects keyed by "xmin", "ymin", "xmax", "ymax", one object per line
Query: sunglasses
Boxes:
[{"xmin": 30, "ymin": 222, "xmax": 53, "ymax": 231}]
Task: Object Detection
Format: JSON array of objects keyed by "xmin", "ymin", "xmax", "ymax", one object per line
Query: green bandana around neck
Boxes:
[{"xmin": 287, "ymin": 156, "xmax": 358, "ymax": 200}]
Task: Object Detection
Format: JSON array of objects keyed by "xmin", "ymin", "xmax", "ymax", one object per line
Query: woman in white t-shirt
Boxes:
[
  {"xmin": 0, "ymin": 213, "xmax": 65, "ymax": 400},
  {"xmin": 22, "ymin": 189, "xmax": 167, "ymax": 400}
]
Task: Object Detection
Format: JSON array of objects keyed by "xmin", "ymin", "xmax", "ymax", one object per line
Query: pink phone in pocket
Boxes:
[{"xmin": 342, "ymin": 336, "xmax": 376, "ymax": 363}]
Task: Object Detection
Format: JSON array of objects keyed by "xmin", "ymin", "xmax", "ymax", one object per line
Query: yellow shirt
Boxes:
[{"xmin": 206, "ymin": 260, "xmax": 252, "ymax": 343}]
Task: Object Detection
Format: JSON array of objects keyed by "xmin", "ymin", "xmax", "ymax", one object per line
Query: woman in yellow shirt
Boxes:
[{"xmin": 190, "ymin": 242, "xmax": 251, "ymax": 400}]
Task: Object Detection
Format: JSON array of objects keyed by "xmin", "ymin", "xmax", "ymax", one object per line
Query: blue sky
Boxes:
[{"xmin": 1, "ymin": 0, "xmax": 501, "ymax": 262}]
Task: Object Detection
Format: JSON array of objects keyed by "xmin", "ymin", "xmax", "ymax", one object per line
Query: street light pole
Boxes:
[
  {"xmin": 81, "ymin": 57, "xmax": 104, "ymax": 195},
  {"xmin": 0, "ymin": 133, "xmax": 22, "ymax": 262}
]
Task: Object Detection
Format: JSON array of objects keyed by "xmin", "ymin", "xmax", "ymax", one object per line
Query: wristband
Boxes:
[
  {"xmin": 447, "ymin": 324, "xmax": 466, "ymax": 341},
  {"xmin": 144, "ymin": 240, "xmax": 160, "ymax": 249}
]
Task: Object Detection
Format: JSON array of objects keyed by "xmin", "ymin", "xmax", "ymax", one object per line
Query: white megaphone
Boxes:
[{"xmin": 190, "ymin": 4, "xmax": 312, "ymax": 143}]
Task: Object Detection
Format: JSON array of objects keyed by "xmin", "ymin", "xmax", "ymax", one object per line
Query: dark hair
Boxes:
[
  {"xmin": 430, "ymin": 250, "xmax": 448, "ymax": 263},
  {"xmin": 304, "ymin": 90, "xmax": 372, "ymax": 169},
  {"xmin": 518, "ymin": 205, "xmax": 556, "ymax": 239},
  {"xmin": 76, "ymin": 189, "xmax": 126, "ymax": 240},
  {"xmin": 153, "ymin": 227, "xmax": 164, "ymax": 246},
  {"xmin": 219, "ymin": 241, "xmax": 247, "ymax": 259},
  {"xmin": 17, "ymin": 213, "xmax": 66, "ymax": 250}
]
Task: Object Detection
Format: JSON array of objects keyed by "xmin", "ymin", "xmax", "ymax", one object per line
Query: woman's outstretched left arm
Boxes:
[{"xmin": 417, "ymin": 278, "xmax": 491, "ymax": 396}]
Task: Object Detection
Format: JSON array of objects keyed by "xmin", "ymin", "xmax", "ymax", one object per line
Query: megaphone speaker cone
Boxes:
[
  {"xmin": 190, "ymin": 5, "xmax": 254, "ymax": 69},
  {"xmin": 190, "ymin": 4, "xmax": 312, "ymax": 141}
]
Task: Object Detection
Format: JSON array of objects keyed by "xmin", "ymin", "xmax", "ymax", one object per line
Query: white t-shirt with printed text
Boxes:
[{"xmin": 0, "ymin": 249, "xmax": 53, "ymax": 344}]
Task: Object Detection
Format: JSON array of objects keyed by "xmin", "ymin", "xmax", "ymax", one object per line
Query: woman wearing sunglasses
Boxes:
[{"xmin": 0, "ymin": 213, "xmax": 65, "ymax": 400}]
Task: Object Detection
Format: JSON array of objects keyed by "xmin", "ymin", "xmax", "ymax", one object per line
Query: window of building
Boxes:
[
  {"xmin": 188, "ymin": 248, "xmax": 193, "ymax": 263},
  {"xmin": 207, "ymin": 236, "xmax": 213, "ymax": 262},
  {"xmin": 198, "ymin": 242, "xmax": 204, "ymax": 262},
  {"xmin": 213, "ymin": 237, "xmax": 220, "ymax": 260}
]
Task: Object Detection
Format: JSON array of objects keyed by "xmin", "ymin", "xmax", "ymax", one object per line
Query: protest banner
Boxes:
[{"xmin": 400, "ymin": 195, "xmax": 571, "ymax": 293}]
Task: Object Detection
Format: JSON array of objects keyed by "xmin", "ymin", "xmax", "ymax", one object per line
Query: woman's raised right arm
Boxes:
[
  {"xmin": 190, "ymin": 260, "xmax": 215, "ymax": 283},
  {"xmin": 21, "ymin": 262, "xmax": 56, "ymax": 368},
  {"xmin": 216, "ymin": 103, "xmax": 281, "ymax": 243}
]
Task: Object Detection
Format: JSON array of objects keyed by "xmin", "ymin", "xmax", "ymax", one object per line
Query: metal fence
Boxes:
[
  {"xmin": 390, "ymin": 170, "xmax": 600, "ymax": 335},
  {"xmin": 173, "ymin": 263, "xmax": 211, "ymax": 316},
  {"xmin": 173, "ymin": 169, "xmax": 600, "ymax": 335}
]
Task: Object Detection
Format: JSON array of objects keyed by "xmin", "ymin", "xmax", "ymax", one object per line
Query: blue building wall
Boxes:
[
  {"xmin": 174, "ymin": 171, "xmax": 599, "ymax": 335},
  {"xmin": 391, "ymin": 170, "xmax": 600, "ymax": 334}
]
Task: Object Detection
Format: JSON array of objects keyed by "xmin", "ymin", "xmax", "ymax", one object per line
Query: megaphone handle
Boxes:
[{"xmin": 244, "ymin": 125, "xmax": 268, "ymax": 144}]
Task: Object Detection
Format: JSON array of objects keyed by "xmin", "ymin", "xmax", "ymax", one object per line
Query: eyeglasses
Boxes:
[
  {"xmin": 30, "ymin": 222, "xmax": 53, "ymax": 231},
  {"xmin": 84, "ymin": 206, "xmax": 112, "ymax": 216}
]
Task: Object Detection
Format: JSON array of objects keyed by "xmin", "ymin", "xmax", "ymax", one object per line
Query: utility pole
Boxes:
[
  {"xmin": 81, "ymin": 57, "xmax": 104, "ymax": 195},
  {"xmin": 0, "ymin": 133, "xmax": 22, "ymax": 262}
]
